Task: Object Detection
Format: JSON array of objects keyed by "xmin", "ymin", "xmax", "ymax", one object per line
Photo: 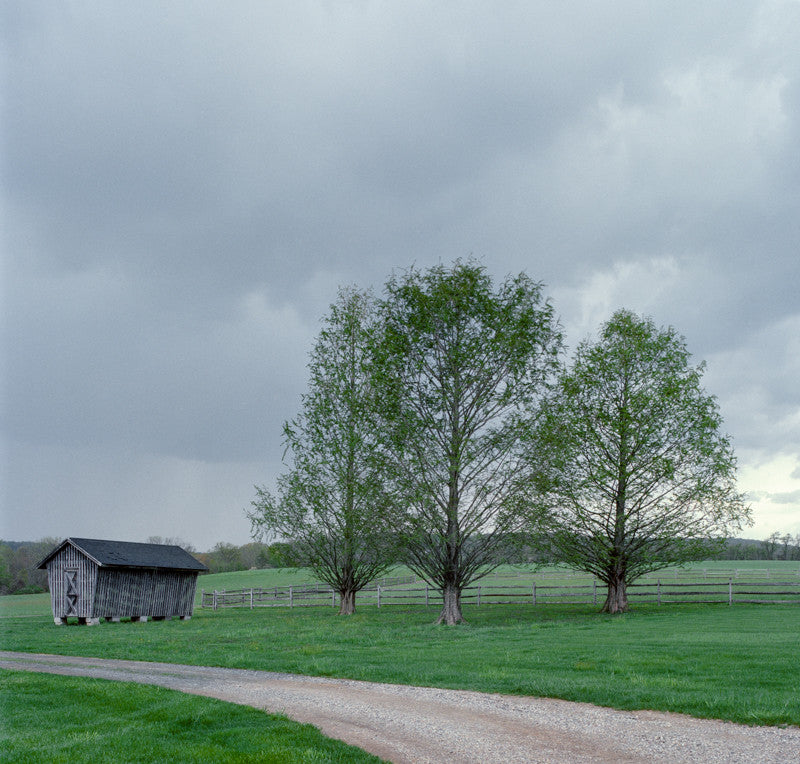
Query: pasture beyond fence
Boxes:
[{"xmin": 201, "ymin": 568, "xmax": 800, "ymax": 610}]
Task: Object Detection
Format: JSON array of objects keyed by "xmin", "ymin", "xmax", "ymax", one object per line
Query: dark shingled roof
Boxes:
[{"xmin": 37, "ymin": 538, "xmax": 208, "ymax": 571}]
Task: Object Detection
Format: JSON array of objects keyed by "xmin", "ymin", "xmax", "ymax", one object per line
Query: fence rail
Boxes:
[{"xmin": 200, "ymin": 577, "xmax": 800, "ymax": 610}]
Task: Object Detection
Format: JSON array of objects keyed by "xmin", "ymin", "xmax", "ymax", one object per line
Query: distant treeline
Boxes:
[
  {"xmin": 725, "ymin": 533, "xmax": 800, "ymax": 561},
  {"xmin": 2, "ymin": 533, "xmax": 798, "ymax": 596},
  {"xmin": 0, "ymin": 538, "xmax": 58, "ymax": 595},
  {"xmin": 193, "ymin": 541, "xmax": 299, "ymax": 574}
]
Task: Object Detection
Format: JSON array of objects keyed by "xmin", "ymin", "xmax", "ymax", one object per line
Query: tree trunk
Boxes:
[
  {"xmin": 436, "ymin": 582, "xmax": 465, "ymax": 625},
  {"xmin": 338, "ymin": 589, "xmax": 356, "ymax": 615},
  {"xmin": 601, "ymin": 575, "xmax": 628, "ymax": 614}
]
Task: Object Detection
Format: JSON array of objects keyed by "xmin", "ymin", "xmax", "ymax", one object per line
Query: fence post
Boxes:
[
  {"xmin": 377, "ymin": 585, "xmax": 381, "ymax": 608},
  {"xmin": 532, "ymin": 582, "xmax": 536, "ymax": 605},
  {"xmin": 213, "ymin": 590, "xmax": 217, "ymax": 611},
  {"xmin": 332, "ymin": 588, "xmax": 336, "ymax": 608},
  {"xmin": 657, "ymin": 579, "xmax": 661, "ymax": 605},
  {"xmin": 592, "ymin": 579, "xmax": 597, "ymax": 605},
  {"xmin": 250, "ymin": 588, "xmax": 254, "ymax": 609},
  {"xmin": 729, "ymin": 578, "xmax": 733, "ymax": 606},
  {"xmin": 201, "ymin": 589, "xmax": 205, "ymax": 608},
  {"xmin": 477, "ymin": 586, "xmax": 481, "ymax": 606},
  {"xmin": 289, "ymin": 587, "xmax": 293, "ymax": 608},
  {"xmin": 425, "ymin": 584, "xmax": 429, "ymax": 607}
]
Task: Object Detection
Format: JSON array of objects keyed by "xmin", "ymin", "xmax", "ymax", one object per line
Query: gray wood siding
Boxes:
[
  {"xmin": 93, "ymin": 568, "xmax": 198, "ymax": 618},
  {"xmin": 44, "ymin": 540, "xmax": 201, "ymax": 620},
  {"xmin": 46, "ymin": 545, "xmax": 98, "ymax": 619}
]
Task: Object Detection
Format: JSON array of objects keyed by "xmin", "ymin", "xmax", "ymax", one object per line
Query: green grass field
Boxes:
[
  {"xmin": 0, "ymin": 670, "xmax": 385, "ymax": 763},
  {"xmin": 2, "ymin": 562, "xmax": 799, "ymax": 762},
  {"xmin": 195, "ymin": 566, "xmax": 320, "ymax": 594}
]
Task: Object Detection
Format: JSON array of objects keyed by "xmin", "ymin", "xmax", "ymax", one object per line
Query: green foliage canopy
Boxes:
[
  {"xmin": 372, "ymin": 261, "xmax": 562, "ymax": 623},
  {"xmin": 531, "ymin": 310, "xmax": 751, "ymax": 612}
]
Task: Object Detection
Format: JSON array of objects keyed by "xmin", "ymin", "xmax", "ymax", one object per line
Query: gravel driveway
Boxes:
[{"xmin": 2, "ymin": 651, "xmax": 798, "ymax": 763}]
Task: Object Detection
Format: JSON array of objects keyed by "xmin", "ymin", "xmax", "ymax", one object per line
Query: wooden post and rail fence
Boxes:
[{"xmin": 201, "ymin": 569, "xmax": 800, "ymax": 611}]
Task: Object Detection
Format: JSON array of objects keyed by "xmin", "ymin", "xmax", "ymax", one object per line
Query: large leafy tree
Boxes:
[
  {"xmin": 373, "ymin": 261, "xmax": 562, "ymax": 624},
  {"xmin": 248, "ymin": 288, "xmax": 400, "ymax": 614},
  {"xmin": 531, "ymin": 310, "xmax": 751, "ymax": 613}
]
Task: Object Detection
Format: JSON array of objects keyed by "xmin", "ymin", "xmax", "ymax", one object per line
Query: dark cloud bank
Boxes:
[{"xmin": 3, "ymin": 2, "xmax": 799, "ymax": 548}]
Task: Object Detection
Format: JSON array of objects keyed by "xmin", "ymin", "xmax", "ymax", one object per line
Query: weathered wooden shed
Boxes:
[{"xmin": 37, "ymin": 537, "xmax": 208, "ymax": 625}]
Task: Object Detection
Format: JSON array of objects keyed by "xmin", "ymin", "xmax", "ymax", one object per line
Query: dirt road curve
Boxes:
[{"xmin": 2, "ymin": 651, "xmax": 798, "ymax": 763}]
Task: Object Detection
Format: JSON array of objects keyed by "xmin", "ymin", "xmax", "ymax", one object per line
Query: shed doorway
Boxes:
[{"xmin": 64, "ymin": 568, "xmax": 79, "ymax": 616}]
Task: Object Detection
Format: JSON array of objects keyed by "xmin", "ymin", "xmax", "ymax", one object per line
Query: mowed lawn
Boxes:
[
  {"xmin": 0, "ymin": 669, "xmax": 386, "ymax": 763},
  {"xmin": 2, "ymin": 576, "xmax": 799, "ymax": 728}
]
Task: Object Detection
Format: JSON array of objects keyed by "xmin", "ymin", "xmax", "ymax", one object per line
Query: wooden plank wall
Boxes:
[
  {"xmin": 46, "ymin": 545, "xmax": 98, "ymax": 619},
  {"xmin": 93, "ymin": 568, "xmax": 199, "ymax": 618}
]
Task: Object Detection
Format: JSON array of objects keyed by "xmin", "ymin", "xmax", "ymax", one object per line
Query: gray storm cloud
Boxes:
[{"xmin": 3, "ymin": 1, "xmax": 799, "ymax": 547}]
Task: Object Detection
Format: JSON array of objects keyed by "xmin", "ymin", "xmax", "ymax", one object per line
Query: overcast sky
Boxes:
[{"xmin": 3, "ymin": 1, "xmax": 799, "ymax": 551}]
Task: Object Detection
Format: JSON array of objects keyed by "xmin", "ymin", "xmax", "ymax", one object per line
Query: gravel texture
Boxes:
[{"xmin": 2, "ymin": 651, "xmax": 799, "ymax": 763}]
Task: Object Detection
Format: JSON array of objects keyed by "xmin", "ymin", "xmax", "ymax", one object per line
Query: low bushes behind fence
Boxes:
[{"xmin": 201, "ymin": 572, "xmax": 800, "ymax": 610}]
